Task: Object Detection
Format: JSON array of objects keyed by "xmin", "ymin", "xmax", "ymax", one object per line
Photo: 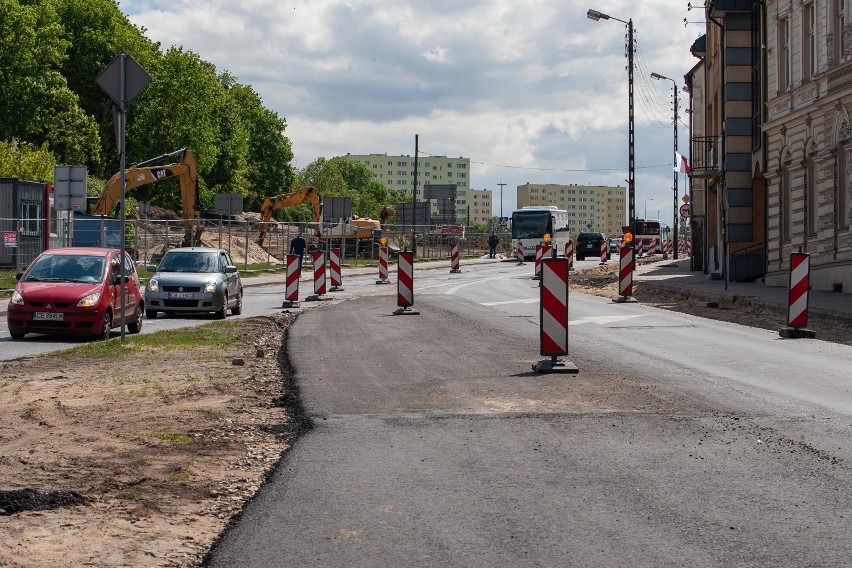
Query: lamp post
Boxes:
[
  {"xmin": 587, "ymin": 8, "xmax": 634, "ymax": 250},
  {"xmin": 650, "ymin": 71, "xmax": 679, "ymax": 259},
  {"xmin": 497, "ymin": 182, "xmax": 506, "ymax": 223},
  {"xmin": 644, "ymin": 198, "xmax": 654, "ymax": 219}
]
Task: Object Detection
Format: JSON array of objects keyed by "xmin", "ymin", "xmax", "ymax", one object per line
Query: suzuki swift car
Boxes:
[
  {"xmin": 7, "ymin": 247, "xmax": 144, "ymax": 340},
  {"xmin": 144, "ymin": 247, "xmax": 242, "ymax": 319}
]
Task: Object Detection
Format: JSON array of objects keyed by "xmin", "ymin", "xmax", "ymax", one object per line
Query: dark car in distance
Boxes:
[
  {"xmin": 575, "ymin": 232, "xmax": 610, "ymax": 261},
  {"xmin": 7, "ymin": 247, "xmax": 144, "ymax": 340}
]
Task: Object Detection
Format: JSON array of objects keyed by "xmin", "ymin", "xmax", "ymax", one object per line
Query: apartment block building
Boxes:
[
  {"xmin": 343, "ymin": 153, "xmax": 471, "ymax": 222},
  {"xmin": 516, "ymin": 183, "xmax": 626, "ymax": 237},
  {"xmin": 464, "ymin": 189, "xmax": 493, "ymax": 226}
]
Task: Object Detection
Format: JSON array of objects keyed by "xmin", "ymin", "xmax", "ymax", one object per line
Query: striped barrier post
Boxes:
[
  {"xmin": 393, "ymin": 251, "xmax": 419, "ymax": 315},
  {"xmin": 636, "ymin": 238, "xmax": 644, "ymax": 258},
  {"xmin": 647, "ymin": 238, "xmax": 657, "ymax": 256},
  {"xmin": 613, "ymin": 245, "xmax": 637, "ymax": 303},
  {"xmin": 516, "ymin": 239, "xmax": 524, "ymax": 264},
  {"xmin": 533, "ymin": 244, "xmax": 543, "ymax": 279},
  {"xmin": 450, "ymin": 242, "xmax": 461, "ymax": 273},
  {"xmin": 565, "ymin": 240, "xmax": 574, "ymax": 271},
  {"xmin": 329, "ymin": 247, "xmax": 344, "ymax": 291},
  {"xmin": 687, "ymin": 240, "xmax": 692, "ymax": 256},
  {"xmin": 306, "ymin": 250, "xmax": 326, "ymax": 300},
  {"xmin": 282, "ymin": 254, "xmax": 300, "ymax": 307},
  {"xmin": 599, "ymin": 240, "xmax": 607, "ymax": 265},
  {"xmin": 780, "ymin": 252, "xmax": 815, "ymax": 338},
  {"xmin": 533, "ymin": 257, "xmax": 578, "ymax": 374},
  {"xmin": 376, "ymin": 246, "xmax": 390, "ymax": 284}
]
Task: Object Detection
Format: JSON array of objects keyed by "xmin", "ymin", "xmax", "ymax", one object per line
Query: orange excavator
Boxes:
[
  {"xmin": 379, "ymin": 206, "xmax": 396, "ymax": 227},
  {"xmin": 256, "ymin": 187, "xmax": 322, "ymax": 246},
  {"xmin": 92, "ymin": 148, "xmax": 199, "ymax": 245}
]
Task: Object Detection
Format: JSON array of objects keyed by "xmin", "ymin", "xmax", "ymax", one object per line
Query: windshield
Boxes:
[
  {"xmin": 23, "ymin": 255, "xmax": 105, "ymax": 284},
  {"xmin": 634, "ymin": 221, "xmax": 661, "ymax": 236},
  {"xmin": 511, "ymin": 211, "xmax": 551, "ymax": 240},
  {"xmin": 158, "ymin": 251, "xmax": 220, "ymax": 273}
]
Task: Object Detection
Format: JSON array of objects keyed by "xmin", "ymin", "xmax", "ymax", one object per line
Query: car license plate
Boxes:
[
  {"xmin": 586, "ymin": 243, "xmax": 594, "ymax": 248},
  {"xmin": 34, "ymin": 312, "xmax": 63, "ymax": 321},
  {"xmin": 168, "ymin": 292, "xmax": 195, "ymax": 299}
]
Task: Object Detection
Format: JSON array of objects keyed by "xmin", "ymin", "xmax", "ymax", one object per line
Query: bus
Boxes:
[
  {"xmin": 510, "ymin": 206, "xmax": 570, "ymax": 261},
  {"xmin": 632, "ymin": 219, "xmax": 671, "ymax": 253}
]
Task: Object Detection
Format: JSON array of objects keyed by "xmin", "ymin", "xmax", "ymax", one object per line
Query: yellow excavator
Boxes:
[
  {"xmin": 256, "ymin": 187, "xmax": 322, "ymax": 246},
  {"xmin": 91, "ymin": 148, "xmax": 199, "ymax": 245},
  {"xmin": 379, "ymin": 206, "xmax": 396, "ymax": 227}
]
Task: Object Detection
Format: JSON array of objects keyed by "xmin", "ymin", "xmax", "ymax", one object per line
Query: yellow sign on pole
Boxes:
[{"xmin": 682, "ymin": 195, "xmax": 690, "ymax": 204}]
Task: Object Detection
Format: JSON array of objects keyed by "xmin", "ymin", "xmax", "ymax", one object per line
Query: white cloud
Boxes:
[{"xmin": 121, "ymin": 0, "xmax": 701, "ymax": 226}]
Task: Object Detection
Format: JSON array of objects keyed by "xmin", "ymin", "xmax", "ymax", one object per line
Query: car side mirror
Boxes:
[
  {"xmin": 145, "ymin": 263, "xmax": 158, "ymax": 272},
  {"xmin": 224, "ymin": 265, "xmax": 237, "ymax": 274},
  {"xmin": 15, "ymin": 273, "xmax": 23, "ymax": 281}
]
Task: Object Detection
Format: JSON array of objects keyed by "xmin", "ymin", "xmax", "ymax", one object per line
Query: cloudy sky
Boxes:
[{"xmin": 122, "ymin": 0, "xmax": 703, "ymax": 227}]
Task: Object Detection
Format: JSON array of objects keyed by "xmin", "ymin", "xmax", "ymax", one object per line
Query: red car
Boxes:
[{"xmin": 7, "ymin": 247, "xmax": 145, "ymax": 340}]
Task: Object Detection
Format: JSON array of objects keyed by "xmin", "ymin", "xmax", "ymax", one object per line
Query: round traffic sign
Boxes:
[{"xmin": 679, "ymin": 203, "xmax": 690, "ymax": 219}]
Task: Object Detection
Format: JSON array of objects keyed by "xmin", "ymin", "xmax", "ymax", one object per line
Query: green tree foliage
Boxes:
[
  {"xmin": 296, "ymin": 156, "xmax": 402, "ymax": 220},
  {"xmin": 0, "ymin": 0, "xmax": 100, "ymax": 168},
  {"xmin": 227, "ymin": 81, "xmax": 295, "ymax": 211},
  {"xmin": 0, "ymin": 141, "xmax": 56, "ymax": 182}
]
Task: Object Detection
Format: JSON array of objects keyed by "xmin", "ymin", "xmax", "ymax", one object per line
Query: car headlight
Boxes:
[
  {"xmin": 78, "ymin": 292, "xmax": 101, "ymax": 307},
  {"xmin": 204, "ymin": 281, "xmax": 216, "ymax": 293},
  {"xmin": 10, "ymin": 290, "xmax": 24, "ymax": 305},
  {"xmin": 148, "ymin": 278, "xmax": 159, "ymax": 293}
]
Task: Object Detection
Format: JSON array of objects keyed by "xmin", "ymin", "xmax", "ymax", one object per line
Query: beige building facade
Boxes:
[
  {"xmin": 761, "ymin": 0, "xmax": 852, "ymax": 292},
  {"xmin": 516, "ymin": 183, "xmax": 626, "ymax": 237},
  {"xmin": 463, "ymin": 189, "xmax": 493, "ymax": 226}
]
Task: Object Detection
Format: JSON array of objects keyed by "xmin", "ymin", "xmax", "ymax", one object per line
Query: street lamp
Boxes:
[
  {"xmin": 497, "ymin": 182, "xmax": 506, "ymax": 223},
  {"xmin": 651, "ymin": 71, "xmax": 679, "ymax": 259},
  {"xmin": 644, "ymin": 198, "xmax": 654, "ymax": 219},
  {"xmin": 587, "ymin": 8, "xmax": 635, "ymax": 249}
]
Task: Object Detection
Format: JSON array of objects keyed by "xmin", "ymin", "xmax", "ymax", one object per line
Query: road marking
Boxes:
[
  {"xmin": 480, "ymin": 298, "xmax": 539, "ymax": 306},
  {"xmin": 568, "ymin": 314, "xmax": 646, "ymax": 326}
]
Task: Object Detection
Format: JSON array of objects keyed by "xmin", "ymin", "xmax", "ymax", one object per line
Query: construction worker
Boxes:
[{"xmin": 289, "ymin": 233, "xmax": 307, "ymax": 271}]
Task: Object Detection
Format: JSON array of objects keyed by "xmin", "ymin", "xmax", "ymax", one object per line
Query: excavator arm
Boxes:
[
  {"xmin": 256, "ymin": 187, "xmax": 322, "ymax": 246},
  {"xmin": 380, "ymin": 206, "xmax": 396, "ymax": 227},
  {"xmin": 92, "ymin": 148, "xmax": 199, "ymax": 245}
]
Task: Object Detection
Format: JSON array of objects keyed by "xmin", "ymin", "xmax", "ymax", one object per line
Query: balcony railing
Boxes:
[{"xmin": 689, "ymin": 136, "xmax": 722, "ymax": 179}]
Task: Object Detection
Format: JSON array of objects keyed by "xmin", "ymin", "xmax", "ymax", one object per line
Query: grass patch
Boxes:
[
  {"xmin": 151, "ymin": 428, "xmax": 194, "ymax": 445},
  {"xmin": 0, "ymin": 268, "xmax": 18, "ymax": 296},
  {"xmin": 61, "ymin": 321, "xmax": 241, "ymax": 359}
]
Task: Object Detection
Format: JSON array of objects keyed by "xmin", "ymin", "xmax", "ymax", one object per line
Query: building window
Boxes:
[
  {"xmin": 807, "ymin": 157, "xmax": 818, "ymax": 235},
  {"xmin": 780, "ymin": 17, "xmax": 791, "ymax": 92},
  {"xmin": 782, "ymin": 168, "xmax": 792, "ymax": 240},
  {"xmin": 841, "ymin": 147, "xmax": 851, "ymax": 229},
  {"xmin": 836, "ymin": 0, "xmax": 847, "ymax": 64},
  {"xmin": 20, "ymin": 200, "xmax": 42, "ymax": 237},
  {"xmin": 804, "ymin": 3, "xmax": 817, "ymax": 79}
]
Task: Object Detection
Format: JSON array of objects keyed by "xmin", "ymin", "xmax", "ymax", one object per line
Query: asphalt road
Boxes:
[{"xmin": 205, "ymin": 262, "xmax": 852, "ymax": 567}]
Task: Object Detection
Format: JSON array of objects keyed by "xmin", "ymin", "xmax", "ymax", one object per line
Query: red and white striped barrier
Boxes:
[
  {"xmin": 636, "ymin": 239, "xmax": 645, "ymax": 258},
  {"xmin": 534, "ymin": 244, "xmax": 551, "ymax": 279},
  {"xmin": 613, "ymin": 245, "xmax": 636, "ymax": 303},
  {"xmin": 450, "ymin": 242, "xmax": 461, "ymax": 273},
  {"xmin": 779, "ymin": 252, "xmax": 815, "ymax": 337},
  {"xmin": 394, "ymin": 251, "xmax": 418, "ymax": 315},
  {"xmin": 599, "ymin": 240, "xmax": 607, "ymax": 265},
  {"xmin": 376, "ymin": 246, "xmax": 390, "ymax": 284},
  {"xmin": 664, "ymin": 239, "xmax": 672, "ymax": 256},
  {"xmin": 647, "ymin": 238, "xmax": 657, "ymax": 256},
  {"xmin": 329, "ymin": 247, "xmax": 343, "ymax": 291},
  {"xmin": 533, "ymin": 257, "xmax": 578, "ymax": 374},
  {"xmin": 517, "ymin": 240, "xmax": 524, "ymax": 263},
  {"xmin": 565, "ymin": 240, "xmax": 574, "ymax": 271},
  {"xmin": 312, "ymin": 250, "xmax": 326, "ymax": 296},
  {"xmin": 282, "ymin": 254, "xmax": 300, "ymax": 307}
]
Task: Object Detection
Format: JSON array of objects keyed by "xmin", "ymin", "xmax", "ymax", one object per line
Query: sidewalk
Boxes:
[{"xmin": 634, "ymin": 257, "xmax": 852, "ymax": 321}]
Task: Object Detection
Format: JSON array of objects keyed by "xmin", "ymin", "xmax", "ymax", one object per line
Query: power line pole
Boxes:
[{"xmin": 497, "ymin": 183, "xmax": 506, "ymax": 223}]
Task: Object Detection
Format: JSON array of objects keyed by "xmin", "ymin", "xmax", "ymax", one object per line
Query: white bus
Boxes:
[
  {"xmin": 510, "ymin": 206, "xmax": 571, "ymax": 261},
  {"xmin": 633, "ymin": 219, "xmax": 671, "ymax": 253}
]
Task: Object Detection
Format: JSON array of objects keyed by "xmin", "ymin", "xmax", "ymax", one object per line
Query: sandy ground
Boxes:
[
  {"xmin": 1, "ymin": 268, "xmax": 851, "ymax": 568},
  {"xmin": 0, "ymin": 314, "xmax": 299, "ymax": 567}
]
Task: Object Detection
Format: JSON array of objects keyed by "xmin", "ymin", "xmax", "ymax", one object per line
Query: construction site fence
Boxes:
[{"xmin": 0, "ymin": 218, "xmax": 517, "ymax": 272}]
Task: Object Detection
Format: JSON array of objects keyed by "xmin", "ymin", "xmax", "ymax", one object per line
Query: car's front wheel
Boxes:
[
  {"xmin": 96, "ymin": 310, "xmax": 112, "ymax": 341},
  {"xmin": 9, "ymin": 330, "xmax": 25, "ymax": 340},
  {"xmin": 215, "ymin": 293, "xmax": 228, "ymax": 319},
  {"xmin": 128, "ymin": 304, "xmax": 143, "ymax": 334},
  {"xmin": 231, "ymin": 291, "xmax": 242, "ymax": 316},
  {"xmin": 146, "ymin": 309, "xmax": 157, "ymax": 320}
]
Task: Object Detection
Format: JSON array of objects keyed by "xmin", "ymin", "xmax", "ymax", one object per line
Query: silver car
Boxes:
[{"xmin": 144, "ymin": 247, "xmax": 242, "ymax": 319}]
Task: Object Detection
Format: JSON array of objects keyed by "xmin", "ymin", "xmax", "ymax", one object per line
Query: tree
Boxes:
[
  {"xmin": 0, "ymin": 140, "xmax": 56, "ymax": 182},
  {"xmin": 0, "ymin": 0, "xmax": 100, "ymax": 167}
]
